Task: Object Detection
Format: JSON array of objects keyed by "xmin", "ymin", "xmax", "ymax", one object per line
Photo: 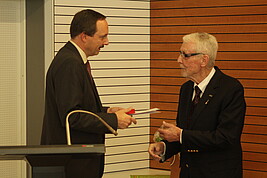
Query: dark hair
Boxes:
[{"xmin": 70, "ymin": 9, "xmax": 106, "ymax": 38}]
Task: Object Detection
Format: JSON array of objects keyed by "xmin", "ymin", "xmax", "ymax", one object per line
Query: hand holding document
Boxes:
[{"xmin": 127, "ymin": 108, "xmax": 160, "ymax": 115}]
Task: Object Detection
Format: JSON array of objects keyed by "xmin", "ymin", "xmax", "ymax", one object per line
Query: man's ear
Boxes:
[
  {"xmin": 80, "ymin": 32, "xmax": 90, "ymax": 43},
  {"xmin": 201, "ymin": 54, "xmax": 209, "ymax": 67}
]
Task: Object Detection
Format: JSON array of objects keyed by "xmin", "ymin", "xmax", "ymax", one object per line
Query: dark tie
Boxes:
[
  {"xmin": 86, "ymin": 61, "xmax": 91, "ymax": 74},
  {"xmin": 188, "ymin": 86, "xmax": 202, "ymax": 127},
  {"xmin": 193, "ymin": 86, "xmax": 202, "ymax": 106}
]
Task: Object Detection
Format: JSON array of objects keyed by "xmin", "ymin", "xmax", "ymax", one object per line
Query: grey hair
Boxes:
[{"xmin": 183, "ymin": 32, "xmax": 218, "ymax": 67}]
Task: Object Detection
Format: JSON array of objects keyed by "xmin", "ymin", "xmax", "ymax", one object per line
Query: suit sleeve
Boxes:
[
  {"xmin": 181, "ymin": 82, "xmax": 246, "ymax": 152},
  {"xmin": 161, "ymin": 88, "xmax": 184, "ymax": 162},
  {"xmin": 54, "ymin": 58, "xmax": 118, "ymax": 134},
  {"xmin": 161, "ymin": 140, "xmax": 181, "ymax": 162}
]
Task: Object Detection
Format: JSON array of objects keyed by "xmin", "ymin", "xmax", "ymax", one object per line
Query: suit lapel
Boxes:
[
  {"xmin": 67, "ymin": 42, "xmax": 103, "ymax": 111},
  {"xmin": 179, "ymin": 81, "xmax": 194, "ymax": 129},
  {"xmin": 189, "ymin": 67, "xmax": 222, "ymax": 128},
  {"xmin": 89, "ymin": 74, "xmax": 103, "ymax": 109},
  {"xmin": 85, "ymin": 65, "xmax": 103, "ymax": 111}
]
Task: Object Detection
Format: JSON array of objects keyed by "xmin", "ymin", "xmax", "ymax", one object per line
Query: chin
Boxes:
[
  {"xmin": 92, "ymin": 51, "xmax": 99, "ymax": 56},
  {"xmin": 182, "ymin": 72, "xmax": 188, "ymax": 78}
]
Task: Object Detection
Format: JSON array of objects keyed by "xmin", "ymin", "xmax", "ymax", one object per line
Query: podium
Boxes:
[{"xmin": 0, "ymin": 144, "xmax": 105, "ymax": 178}]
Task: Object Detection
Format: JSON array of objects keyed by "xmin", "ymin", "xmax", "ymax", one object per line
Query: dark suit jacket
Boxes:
[
  {"xmin": 41, "ymin": 42, "xmax": 118, "ymax": 177},
  {"xmin": 163, "ymin": 66, "xmax": 246, "ymax": 178}
]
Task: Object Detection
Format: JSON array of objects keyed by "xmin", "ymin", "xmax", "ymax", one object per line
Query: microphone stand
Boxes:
[{"xmin": 66, "ymin": 110, "xmax": 118, "ymax": 145}]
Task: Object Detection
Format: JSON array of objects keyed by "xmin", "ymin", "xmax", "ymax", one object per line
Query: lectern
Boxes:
[{"xmin": 0, "ymin": 144, "xmax": 105, "ymax": 178}]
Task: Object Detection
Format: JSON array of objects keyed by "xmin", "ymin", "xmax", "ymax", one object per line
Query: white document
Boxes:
[{"xmin": 132, "ymin": 108, "xmax": 160, "ymax": 115}]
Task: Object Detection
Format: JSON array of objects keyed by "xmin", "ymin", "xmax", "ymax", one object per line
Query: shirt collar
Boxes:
[
  {"xmin": 69, "ymin": 40, "xmax": 88, "ymax": 64},
  {"xmin": 194, "ymin": 67, "xmax": 216, "ymax": 94}
]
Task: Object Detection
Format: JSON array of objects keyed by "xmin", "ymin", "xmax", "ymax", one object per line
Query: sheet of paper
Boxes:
[{"xmin": 131, "ymin": 108, "xmax": 160, "ymax": 115}]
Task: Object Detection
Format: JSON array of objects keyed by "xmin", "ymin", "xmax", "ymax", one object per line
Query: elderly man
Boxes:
[{"xmin": 149, "ymin": 32, "xmax": 246, "ymax": 178}]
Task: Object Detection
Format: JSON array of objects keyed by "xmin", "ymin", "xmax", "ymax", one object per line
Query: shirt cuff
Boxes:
[{"xmin": 160, "ymin": 142, "xmax": 166, "ymax": 162}]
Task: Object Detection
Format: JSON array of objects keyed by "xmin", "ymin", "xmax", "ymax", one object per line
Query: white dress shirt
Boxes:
[{"xmin": 69, "ymin": 40, "xmax": 88, "ymax": 64}]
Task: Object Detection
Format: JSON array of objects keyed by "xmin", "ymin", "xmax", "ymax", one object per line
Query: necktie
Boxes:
[
  {"xmin": 86, "ymin": 61, "xmax": 91, "ymax": 74},
  {"xmin": 187, "ymin": 86, "xmax": 202, "ymax": 127},
  {"xmin": 193, "ymin": 86, "xmax": 202, "ymax": 106}
]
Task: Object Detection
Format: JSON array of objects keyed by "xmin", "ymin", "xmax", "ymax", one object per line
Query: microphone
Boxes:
[{"xmin": 66, "ymin": 110, "xmax": 118, "ymax": 145}]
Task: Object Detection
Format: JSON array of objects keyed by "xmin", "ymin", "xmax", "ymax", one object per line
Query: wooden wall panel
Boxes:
[
  {"xmin": 152, "ymin": 34, "xmax": 267, "ymax": 43},
  {"xmin": 151, "ymin": 6, "xmax": 267, "ymax": 17},
  {"xmin": 151, "ymin": 0, "xmax": 267, "ymax": 9},
  {"xmin": 151, "ymin": 15, "xmax": 267, "ymax": 26},
  {"xmin": 150, "ymin": 0, "xmax": 267, "ymax": 177}
]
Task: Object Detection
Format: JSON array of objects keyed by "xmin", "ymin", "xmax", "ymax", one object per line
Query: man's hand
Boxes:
[
  {"xmin": 148, "ymin": 142, "xmax": 165, "ymax": 161},
  {"xmin": 107, "ymin": 107, "xmax": 123, "ymax": 113},
  {"xmin": 115, "ymin": 107, "xmax": 137, "ymax": 129},
  {"xmin": 158, "ymin": 121, "xmax": 182, "ymax": 142}
]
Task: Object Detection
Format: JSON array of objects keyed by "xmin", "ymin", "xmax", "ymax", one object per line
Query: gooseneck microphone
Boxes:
[{"xmin": 66, "ymin": 110, "xmax": 118, "ymax": 145}]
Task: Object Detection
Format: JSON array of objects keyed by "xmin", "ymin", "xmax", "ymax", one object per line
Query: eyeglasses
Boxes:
[{"xmin": 179, "ymin": 51, "xmax": 204, "ymax": 58}]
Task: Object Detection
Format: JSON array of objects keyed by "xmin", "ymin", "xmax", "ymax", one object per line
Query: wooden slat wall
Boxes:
[
  {"xmin": 53, "ymin": 0, "xmax": 150, "ymax": 174},
  {"xmin": 150, "ymin": 0, "xmax": 267, "ymax": 177}
]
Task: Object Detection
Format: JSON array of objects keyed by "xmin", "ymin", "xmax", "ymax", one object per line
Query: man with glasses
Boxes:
[{"xmin": 149, "ymin": 32, "xmax": 246, "ymax": 178}]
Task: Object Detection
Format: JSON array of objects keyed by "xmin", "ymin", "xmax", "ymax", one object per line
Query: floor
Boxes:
[{"xmin": 103, "ymin": 168, "xmax": 170, "ymax": 178}]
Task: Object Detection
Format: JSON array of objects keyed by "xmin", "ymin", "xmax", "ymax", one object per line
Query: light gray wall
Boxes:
[{"xmin": 0, "ymin": 0, "xmax": 27, "ymax": 177}]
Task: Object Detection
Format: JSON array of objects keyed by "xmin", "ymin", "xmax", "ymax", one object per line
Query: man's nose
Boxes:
[
  {"xmin": 104, "ymin": 37, "xmax": 109, "ymax": 45},
  {"xmin": 177, "ymin": 55, "xmax": 182, "ymax": 63}
]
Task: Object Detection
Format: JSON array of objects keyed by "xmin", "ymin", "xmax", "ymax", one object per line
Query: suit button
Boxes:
[{"xmin": 186, "ymin": 164, "xmax": 189, "ymax": 168}]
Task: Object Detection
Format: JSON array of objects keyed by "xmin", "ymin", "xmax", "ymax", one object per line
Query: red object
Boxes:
[{"xmin": 126, "ymin": 109, "xmax": 135, "ymax": 115}]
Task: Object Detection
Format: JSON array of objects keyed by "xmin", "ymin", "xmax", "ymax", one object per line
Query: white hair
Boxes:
[{"xmin": 183, "ymin": 32, "xmax": 218, "ymax": 67}]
